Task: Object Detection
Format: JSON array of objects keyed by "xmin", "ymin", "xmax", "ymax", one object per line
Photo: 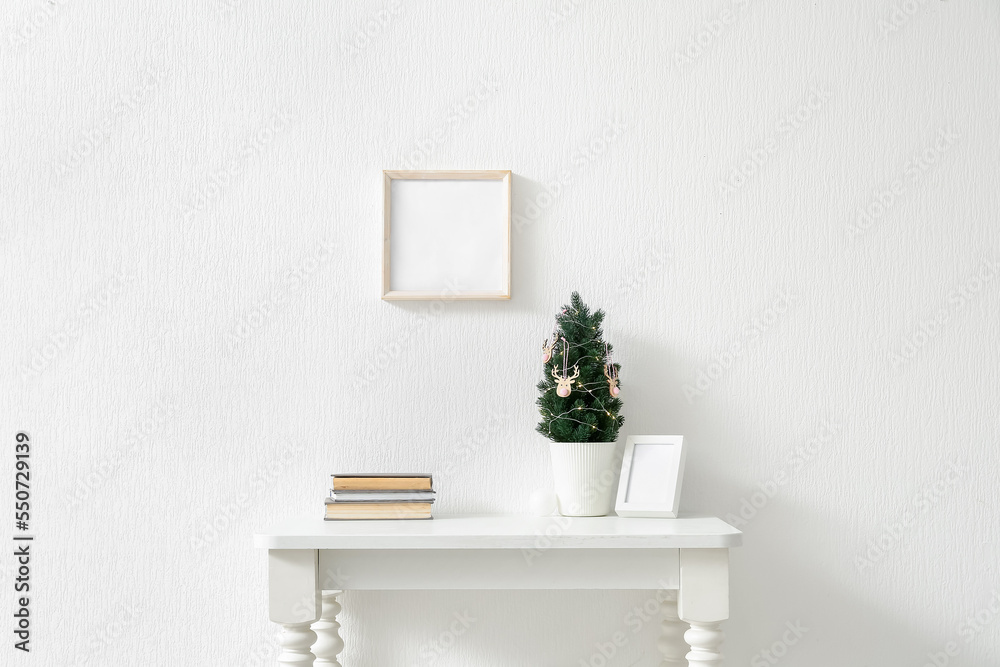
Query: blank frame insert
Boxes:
[
  {"xmin": 625, "ymin": 444, "xmax": 681, "ymax": 505},
  {"xmin": 383, "ymin": 170, "xmax": 511, "ymax": 300}
]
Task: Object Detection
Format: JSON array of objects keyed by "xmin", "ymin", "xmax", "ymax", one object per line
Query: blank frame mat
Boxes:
[
  {"xmin": 389, "ymin": 179, "xmax": 507, "ymax": 292},
  {"xmin": 625, "ymin": 443, "xmax": 681, "ymax": 505}
]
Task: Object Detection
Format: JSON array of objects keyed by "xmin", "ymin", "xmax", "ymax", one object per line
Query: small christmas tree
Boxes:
[{"xmin": 536, "ymin": 292, "xmax": 624, "ymax": 442}]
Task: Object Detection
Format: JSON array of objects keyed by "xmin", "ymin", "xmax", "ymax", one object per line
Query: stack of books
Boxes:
[{"xmin": 324, "ymin": 473, "xmax": 435, "ymax": 520}]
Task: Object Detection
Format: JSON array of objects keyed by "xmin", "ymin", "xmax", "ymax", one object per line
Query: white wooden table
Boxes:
[{"xmin": 254, "ymin": 514, "xmax": 741, "ymax": 666}]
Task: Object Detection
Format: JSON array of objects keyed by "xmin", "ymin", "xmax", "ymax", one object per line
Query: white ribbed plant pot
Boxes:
[{"xmin": 549, "ymin": 442, "xmax": 618, "ymax": 517}]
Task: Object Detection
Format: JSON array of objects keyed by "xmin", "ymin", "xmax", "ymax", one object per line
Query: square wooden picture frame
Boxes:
[
  {"xmin": 615, "ymin": 435, "xmax": 687, "ymax": 518},
  {"xmin": 382, "ymin": 170, "xmax": 511, "ymax": 301}
]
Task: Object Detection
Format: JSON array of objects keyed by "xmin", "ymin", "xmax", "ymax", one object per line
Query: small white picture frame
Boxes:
[
  {"xmin": 615, "ymin": 435, "xmax": 687, "ymax": 518},
  {"xmin": 383, "ymin": 170, "xmax": 511, "ymax": 300}
]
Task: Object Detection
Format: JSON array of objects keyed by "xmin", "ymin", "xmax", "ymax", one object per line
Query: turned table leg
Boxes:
[
  {"xmin": 278, "ymin": 624, "xmax": 318, "ymax": 666},
  {"xmin": 684, "ymin": 622, "xmax": 725, "ymax": 667},
  {"xmin": 657, "ymin": 592, "xmax": 688, "ymax": 667},
  {"xmin": 678, "ymin": 548, "xmax": 729, "ymax": 667},
  {"xmin": 270, "ymin": 549, "xmax": 321, "ymax": 667},
  {"xmin": 312, "ymin": 591, "xmax": 345, "ymax": 666}
]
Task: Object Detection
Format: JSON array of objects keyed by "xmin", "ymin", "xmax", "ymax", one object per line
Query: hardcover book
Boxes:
[
  {"xmin": 324, "ymin": 501, "xmax": 433, "ymax": 520},
  {"xmin": 327, "ymin": 490, "xmax": 436, "ymax": 502},
  {"xmin": 331, "ymin": 473, "xmax": 433, "ymax": 491}
]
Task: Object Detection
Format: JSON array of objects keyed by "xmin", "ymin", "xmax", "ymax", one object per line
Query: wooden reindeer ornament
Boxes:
[
  {"xmin": 552, "ymin": 338, "xmax": 579, "ymax": 398},
  {"xmin": 603, "ymin": 342, "xmax": 620, "ymax": 397}
]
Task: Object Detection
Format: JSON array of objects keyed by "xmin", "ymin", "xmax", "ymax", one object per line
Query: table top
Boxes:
[{"xmin": 254, "ymin": 514, "xmax": 742, "ymax": 550}]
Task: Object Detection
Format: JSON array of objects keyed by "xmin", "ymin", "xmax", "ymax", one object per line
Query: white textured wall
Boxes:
[{"xmin": 4, "ymin": 1, "xmax": 999, "ymax": 665}]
